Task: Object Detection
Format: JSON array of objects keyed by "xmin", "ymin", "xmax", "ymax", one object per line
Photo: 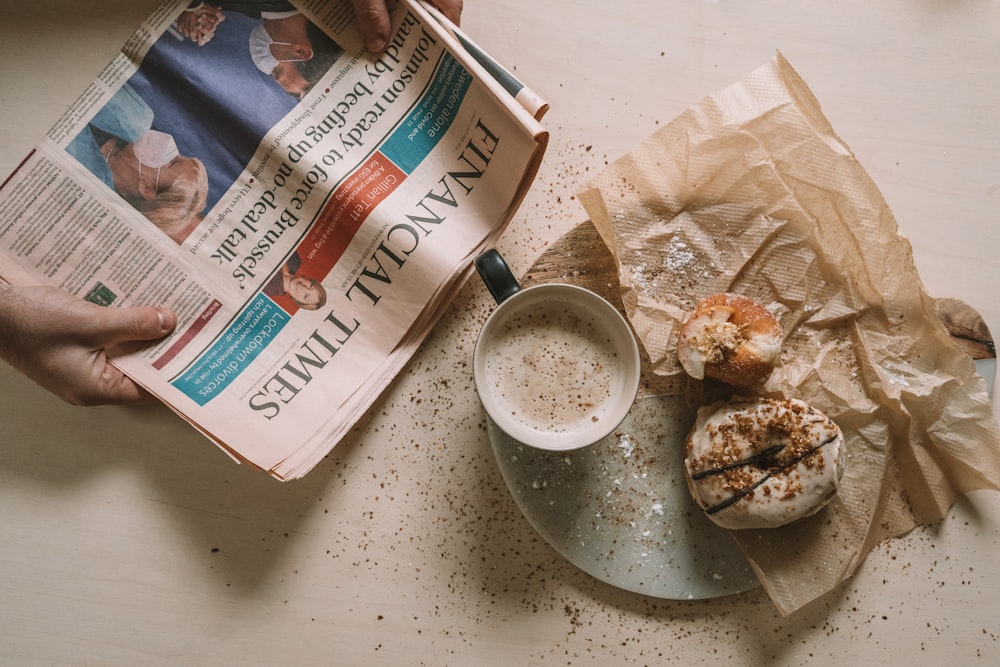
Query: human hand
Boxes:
[
  {"xmin": 176, "ymin": 4, "xmax": 226, "ymax": 46},
  {"xmin": 0, "ymin": 286, "xmax": 176, "ymax": 406},
  {"xmin": 353, "ymin": 0, "xmax": 464, "ymax": 52}
]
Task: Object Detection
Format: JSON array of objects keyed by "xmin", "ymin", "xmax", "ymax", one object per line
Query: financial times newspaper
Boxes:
[{"xmin": 0, "ymin": 0, "xmax": 548, "ymax": 479}]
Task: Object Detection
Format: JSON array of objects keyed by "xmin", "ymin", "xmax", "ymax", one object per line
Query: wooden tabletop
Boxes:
[{"xmin": 1, "ymin": 1, "xmax": 998, "ymax": 664}]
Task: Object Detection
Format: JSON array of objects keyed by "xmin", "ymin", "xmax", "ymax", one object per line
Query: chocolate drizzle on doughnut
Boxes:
[
  {"xmin": 683, "ymin": 397, "xmax": 846, "ymax": 529},
  {"xmin": 695, "ymin": 434, "xmax": 839, "ymax": 515},
  {"xmin": 689, "ymin": 444, "xmax": 784, "ymax": 481}
]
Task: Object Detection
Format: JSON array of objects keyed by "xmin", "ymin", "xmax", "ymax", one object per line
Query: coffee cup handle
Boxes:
[{"xmin": 474, "ymin": 249, "xmax": 521, "ymax": 305}]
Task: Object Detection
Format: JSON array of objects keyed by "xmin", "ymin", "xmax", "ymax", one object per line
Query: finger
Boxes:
[
  {"xmin": 85, "ymin": 305, "xmax": 176, "ymax": 349},
  {"xmin": 95, "ymin": 359, "xmax": 152, "ymax": 405},
  {"xmin": 59, "ymin": 349, "xmax": 151, "ymax": 406},
  {"xmin": 432, "ymin": 0, "xmax": 464, "ymax": 25},
  {"xmin": 352, "ymin": 0, "xmax": 392, "ymax": 52},
  {"xmin": 38, "ymin": 345, "xmax": 151, "ymax": 407}
]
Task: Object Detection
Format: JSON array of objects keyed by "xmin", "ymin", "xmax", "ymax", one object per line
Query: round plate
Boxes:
[
  {"xmin": 488, "ymin": 393, "xmax": 760, "ymax": 599},
  {"xmin": 488, "ymin": 220, "xmax": 996, "ymax": 600}
]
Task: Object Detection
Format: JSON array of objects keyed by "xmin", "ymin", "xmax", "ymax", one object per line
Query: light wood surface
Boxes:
[{"xmin": 2, "ymin": 2, "xmax": 999, "ymax": 665}]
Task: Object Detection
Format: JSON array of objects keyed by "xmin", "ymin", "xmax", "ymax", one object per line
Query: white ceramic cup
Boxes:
[{"xmin": 473, "ymin": 249, "xmax": 641, "ymax": 451}]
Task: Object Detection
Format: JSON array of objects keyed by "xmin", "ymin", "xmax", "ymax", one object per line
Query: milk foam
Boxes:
[{"xmin": 483, "ymin": 300, "xmax": 625, "ymax": 435}]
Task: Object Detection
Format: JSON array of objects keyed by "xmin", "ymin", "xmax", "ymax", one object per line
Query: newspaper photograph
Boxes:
[{"xmin": 0, "ymin": 0, "xmax": 549, "ymax": 479}]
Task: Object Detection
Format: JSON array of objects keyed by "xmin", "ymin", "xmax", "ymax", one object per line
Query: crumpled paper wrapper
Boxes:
[{"xmin": 577, "ymin": 52, "xmax": 1000, "ymax": 615}]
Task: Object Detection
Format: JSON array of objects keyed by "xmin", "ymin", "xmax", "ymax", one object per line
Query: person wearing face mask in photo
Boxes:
[
  {"xmin": 66, "ymin": 83, "xmax": 209, "ymax": 245},
  {"xmin": 177, "ymin": 2, "xmax": 464, "ymax": 91},
  {"xmin": 177, "ymin": 2, "xmax": 464, "ymax": 53},
  {"xmin": 176, "ymin": 2, "xmax": 343, "ymax": 99},
  {"xmin": 246, "ymin": 10, "xmax": 345, "ymax": 99}
]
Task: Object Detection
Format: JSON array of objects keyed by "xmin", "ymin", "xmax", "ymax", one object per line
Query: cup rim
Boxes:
[{"xmin": 473, "ymin": 282, "xmax": 641, "ymax": 451}]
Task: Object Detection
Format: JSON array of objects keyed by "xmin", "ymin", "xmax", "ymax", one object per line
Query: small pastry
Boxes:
[
  {"xmin": 677, "ymin": 293, "xmax": 782, "ymax": 387},
  {"xmin": 683, "ymin": 397, "xmax": 845, "ymax": 530}
]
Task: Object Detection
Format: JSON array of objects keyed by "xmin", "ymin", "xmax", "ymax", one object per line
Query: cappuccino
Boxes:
[{"xmin": 475, "ymin": 283, "xmax": 640, "ymax": 450}]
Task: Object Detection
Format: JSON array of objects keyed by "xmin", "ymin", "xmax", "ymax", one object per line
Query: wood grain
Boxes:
[{"xmin": 936, "ymin": 297, "xmax": 996, "ymax": 360}]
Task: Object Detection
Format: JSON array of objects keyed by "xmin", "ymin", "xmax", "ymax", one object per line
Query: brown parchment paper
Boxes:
[{"xmin": 576, "ymin": 52, "xmax": 1000, "ymax": 615}]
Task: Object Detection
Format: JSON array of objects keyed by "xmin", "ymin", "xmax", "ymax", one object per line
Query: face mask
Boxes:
[
  {"xmin": 133, "ymin": 130, "xmax": 178, "ymax": 168},
  {"xmin": 249, "ymin": 23, "xmax": 306, "ymax": 75},
  {"xmin": 133, "ymin": 130, "xmax": 178, "ymax": 192}
]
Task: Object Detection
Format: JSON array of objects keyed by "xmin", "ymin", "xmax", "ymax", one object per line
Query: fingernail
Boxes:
[
  {"xmin": 157, "ymin": 308, "xmax": 174, "ymax": 333},
  {"xmin": 366, "ymin": 33, "xmax": 388, "ymax": 52}
]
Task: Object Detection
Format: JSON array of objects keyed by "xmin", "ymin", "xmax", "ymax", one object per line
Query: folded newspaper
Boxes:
[{"xmin": 0, "ymin": 0, "xmax": 548, "ymax": 479}]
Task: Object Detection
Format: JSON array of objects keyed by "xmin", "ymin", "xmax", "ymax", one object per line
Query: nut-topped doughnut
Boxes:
[
  {"xmin": 683, "ymin": 397, "xmax": 845, "ymax": 530},
  {"xmin": 677, "ymin": 293, "xmax": 782, "ymax": 387}
]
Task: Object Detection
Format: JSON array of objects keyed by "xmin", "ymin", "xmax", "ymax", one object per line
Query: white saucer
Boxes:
[{"xmin": 488, "ymin": 393, "xmax": 760, "ymax": 600}]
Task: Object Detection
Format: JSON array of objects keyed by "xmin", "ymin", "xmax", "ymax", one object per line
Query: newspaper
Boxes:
[{"xmin": 0, "ymin": 0, "xmax": 548, "ymax": 480}]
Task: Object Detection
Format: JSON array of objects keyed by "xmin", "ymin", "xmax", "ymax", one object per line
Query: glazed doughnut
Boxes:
[
  {"xmin": 676, "ymin": 293, "xmax": 782, "ymax": 387},
  {"xmin": 683, "ymin": 397, "xmax": 845, "ymax": 530}
]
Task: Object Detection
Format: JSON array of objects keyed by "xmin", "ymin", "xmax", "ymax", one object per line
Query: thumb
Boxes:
[
  {"xmin": 352, "ymin": 0, "xmax": 391, "ymax": 52},
  {"xmin": 95, "ymin": 305, "xmax": 177, "ymax": 348}
]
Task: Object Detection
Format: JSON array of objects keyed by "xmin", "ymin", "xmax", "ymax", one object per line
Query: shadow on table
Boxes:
[{"xmin": 0, "ymin": 363, "xmax": 371, "ymax": 593}]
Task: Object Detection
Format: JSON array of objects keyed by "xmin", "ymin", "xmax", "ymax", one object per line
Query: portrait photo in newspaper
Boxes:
[{"xmin": 65, "ymin": 4, "xmax": 346, "ymax": 246}]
